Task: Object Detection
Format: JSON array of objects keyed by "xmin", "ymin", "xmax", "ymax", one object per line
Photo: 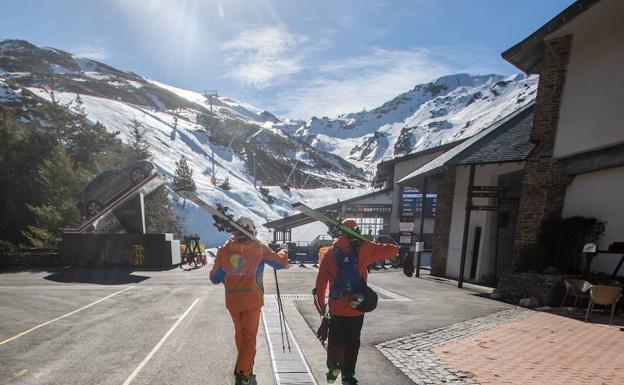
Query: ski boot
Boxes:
[
  {"xmin": 234, "ymin": 373, "xmax": 256, "ymax": 385},
  {"xmin": 342, "ymin": 377, "xmax": 358, "ymax": 385},
  {"xmin": 326, "ymin": 368, "xmax": 341, "ymax": 384}
]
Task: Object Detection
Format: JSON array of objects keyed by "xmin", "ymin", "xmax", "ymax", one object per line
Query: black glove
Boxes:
[{"xmin": 317, "ymin": 317, "xmax": 329, "ymax": 345}]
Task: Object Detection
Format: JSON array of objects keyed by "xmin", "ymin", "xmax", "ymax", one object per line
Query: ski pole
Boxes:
[
  {"xmin": 279, "ymin": 289, "xmax": 291, "ymax": 353},
  {"xmin": 273, "ymin": 268, "xmax": 291, "ymax": 352},
  {"xmin": 273, "ymin": 268, "xmax": 286, "ymax": 352}
]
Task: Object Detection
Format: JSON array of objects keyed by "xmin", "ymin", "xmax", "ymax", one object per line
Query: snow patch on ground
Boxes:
[
  {"xmin": 0, "ymin": 79, "xmax": 21, "ymax": 102},
  {"xmin": 83, "ymin": 71, "xmax": 110, "ymax": 81}
]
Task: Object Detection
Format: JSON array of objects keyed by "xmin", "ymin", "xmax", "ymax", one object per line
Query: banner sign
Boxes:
[
  {"xmin": 400, "ymin": 221, "xmax": 415, "ymax": 232},
  {"xmin": 399, "ymin": 235, "xmax": 413, "ymax": 244},
  {"xmin": 400, "ymin": 187, "xmax": 437, "ymax": 217}
]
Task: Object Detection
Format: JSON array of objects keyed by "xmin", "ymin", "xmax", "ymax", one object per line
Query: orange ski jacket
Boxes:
[
  {"xmin": 210, "ymin": 238, "xmax": 288, "ymax": 311},
  {"xmin": 315, "ymin": 235, "xmax": 399, "ymax": 317}
]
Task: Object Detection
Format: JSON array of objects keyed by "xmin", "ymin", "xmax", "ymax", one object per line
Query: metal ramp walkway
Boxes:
[{"xmin": 262, "ymin": 295, "xmax": 317, "ymax": 385}]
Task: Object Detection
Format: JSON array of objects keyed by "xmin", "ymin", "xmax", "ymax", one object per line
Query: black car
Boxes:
[{"xmin": 77, "ymin": 160, "xmax": 155, "ymax": 217}]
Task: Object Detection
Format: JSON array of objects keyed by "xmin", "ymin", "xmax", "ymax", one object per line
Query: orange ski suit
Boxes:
[
  {"xmin": 315, "ymin": 235, "xmax": 399, "ymax": 317},
  {"xmin": 210, "ymin": 237, "xmax": 289, "ymax": 377}
]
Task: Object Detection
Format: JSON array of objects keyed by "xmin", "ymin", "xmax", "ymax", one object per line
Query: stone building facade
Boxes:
[{"xmin": 513, "ymin": 35, "xmax": 573, "ymax": 251}]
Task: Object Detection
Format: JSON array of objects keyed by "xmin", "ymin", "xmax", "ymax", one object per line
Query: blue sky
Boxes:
[{"xmin": 1, "ymin": 0, "xmax": 573, "ymax": 119}]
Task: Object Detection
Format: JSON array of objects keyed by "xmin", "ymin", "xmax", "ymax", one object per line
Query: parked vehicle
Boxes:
[{"xmin": 77, "ymin": 160, "xmax": 155, "ymax": 217}]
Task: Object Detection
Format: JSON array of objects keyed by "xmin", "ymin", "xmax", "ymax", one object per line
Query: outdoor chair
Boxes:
[
  {"xmin": 560, "ymin": 279, "xmax": 592, "ymax": 309},
  {"xmin": 584, "ymin": 285, "xmax": 623, "ymax": 325}
]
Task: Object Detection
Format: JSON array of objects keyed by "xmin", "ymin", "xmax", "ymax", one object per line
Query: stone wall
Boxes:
[
  {"xmin": 496, "ymin": 273, "xmax": 566, "ymax": 307},
  {"xmin": 514, "ymin": 35, "xmax": 574, "ymax": 252},
  {"xmin": 430, "ymin": 169, "xmax": 456, "ymax": 277}
]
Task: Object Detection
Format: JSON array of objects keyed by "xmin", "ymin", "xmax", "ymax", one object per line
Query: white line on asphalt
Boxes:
[
  {"xmin": 367, "ymin": 282, "xmax": 412, "ymax": 302},
  {"xmin": 0, "ymin": 285, "xmax": 124, "ymax": 290},
  {"xmin": 122, "ymin": 297, "xmax": 200, "ymax": 385},
  {"xmin": 0, "ymin": 285, "xmax": 135, "ymax": 347}
]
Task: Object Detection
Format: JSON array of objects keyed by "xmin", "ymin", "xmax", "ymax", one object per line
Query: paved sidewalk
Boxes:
[{"xmin": 433, "ymin": 312, "xmax": 624, "ymax": 385}]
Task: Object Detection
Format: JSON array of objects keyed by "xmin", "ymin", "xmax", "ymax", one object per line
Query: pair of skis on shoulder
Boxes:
[
  {"xmin": 291, "ymin": 202, "xmax": 370, "ymax": 242},
  {"xmin": 178, "ymin": 189, "xmax": 367, "ymax": 244},
  {"xmin": 176, "ymin": 189, "xmax": 261, "ymax": 243}
]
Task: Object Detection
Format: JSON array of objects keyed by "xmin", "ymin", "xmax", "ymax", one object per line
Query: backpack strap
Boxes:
[{"xmin": 330, "ymin": 246, "xmax": 364, "ymax": 299}]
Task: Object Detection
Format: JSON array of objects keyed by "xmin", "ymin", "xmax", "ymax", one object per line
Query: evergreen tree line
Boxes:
[{"xmin": 0, "ymin": 95, "xmax": 181, "ymax": 250}]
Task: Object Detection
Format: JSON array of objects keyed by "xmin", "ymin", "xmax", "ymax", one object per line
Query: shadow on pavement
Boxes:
[
  {"xmin": 544, "ymin": 307, "xmax": 624, "ymax": 328},
  {"xmin": 44, "ymin": 267, "xmax": 150, "ymax": 285}
]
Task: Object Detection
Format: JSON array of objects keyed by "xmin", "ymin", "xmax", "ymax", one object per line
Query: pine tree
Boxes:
[
  {"xmin": 48, "ymin": 98, "xmax": 73, "ymax": 144},
  {"xmin": 259, "ymin": 186, "xmax": 275, "ymax": 204},
  {"xmin": 144, "ymin": 186, "xmax": 180, "ymax": 234},
  {"xmin": 67, "ymin": 120, "xmax": 120, "ymax": 172},
  {"xmin": 24, "ymin": 145, "xmax": 86, "ymax": 247},
  {"xmin": 0, "ymin": 109, "xmax": 56, "ymax": 246},
  {"xmin": 173, "ymin": 155, "xmax": 196, "ymax": 192},
  {"xmin": 128, "ymin": 117, "xmax": 151, "ymax": 160},
  {"xmin": 73, "ymin": 94, "xmax": 85, "ymax": 115}
]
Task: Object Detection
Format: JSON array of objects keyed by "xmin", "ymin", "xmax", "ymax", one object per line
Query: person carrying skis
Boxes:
[
  {"xmin": 314, "ymin": 219, "xmax": 399, "ymax": 385},
  {"xmin": 210, "ymin": 217, "xmax": 289, "ymax": 385}
]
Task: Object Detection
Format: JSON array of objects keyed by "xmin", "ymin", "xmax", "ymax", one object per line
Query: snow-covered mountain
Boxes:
[
  {"xmin": 293, "ymin": 73, "xmax": 538, "ymax": 170},
  {"xmin": 0, "ymin": 39, "xmax": 538, "ymax": 245},
  {"xmin": 0, "ymin": 39, "xmax": 368, "ymax": 244}
]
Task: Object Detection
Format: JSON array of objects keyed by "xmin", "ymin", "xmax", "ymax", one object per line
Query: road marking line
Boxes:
[
  {"xmin": 0, "ymin": 286, "xmax": 135, "ymax": 347},
  {"xmin": 13, "ymin": 369, "xmax": 28, "ymax": 378},
  {"xmin": 122, "ymin": 298, "xmax": 200, "ymax": 385},
  {"xmin": 0, "ymin": 285, "xmax": 123, "ymax": 290},
  {"xmin": 367, "ymin": 282, "xmax": 412, "ymax": 302}
]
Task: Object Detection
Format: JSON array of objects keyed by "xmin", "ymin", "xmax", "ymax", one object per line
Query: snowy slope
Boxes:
[
  {"xmin": 295, "ymin": 73, "xmax": 538, "ymax": 169},
  {"xmin": 1, "ymin": 39, "xmax": 541, "ymax": 246},
  {"xmin": 24, "ymin": 87, "xmax": 367, "ymax": 245},
  {"xmin": 0, "ymin": 39, "xmax": 368, "ymax": 246}
]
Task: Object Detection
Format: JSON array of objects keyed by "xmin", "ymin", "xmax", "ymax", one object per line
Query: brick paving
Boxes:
[
  {"xmin": 433, "ymin": 312, "xmax": 624, "ymax": 385},
  {"xmin": 378, "ymin": 306, "xmax": 624, "ymax": 385},
  {"xmin": 376, "ymin": 309, "xmax": 532, "ymax": 384}
]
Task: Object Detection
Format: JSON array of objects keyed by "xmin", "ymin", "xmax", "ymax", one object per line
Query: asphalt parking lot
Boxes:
[
  {"xmin": 0, "ymin": 266, "xmax": 275, "ymax": 385},
  {"xmin": 0, "ymin": 264, "xmax": 512, "ymax": 385}
]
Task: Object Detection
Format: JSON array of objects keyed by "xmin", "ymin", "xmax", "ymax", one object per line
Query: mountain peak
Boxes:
[
  {"xmin": 300, "ymin": 72, "xmax": 538, "ymax": 168},
  {"xmin": 0, "ymin": 39, "xmax": 38, "ymax": 53},
  {"xmin": 420, "ymin": 73, "xmax": 504, "ymax": 93}
]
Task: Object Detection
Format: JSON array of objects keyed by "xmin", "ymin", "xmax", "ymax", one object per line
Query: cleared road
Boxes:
[
  {"xmin": 0, "ymin": 264, "xmax": 512, "ymax": 385},
  {"xmin": 0, "ymin": 267, "xmax": 274, "ymax": 385}
]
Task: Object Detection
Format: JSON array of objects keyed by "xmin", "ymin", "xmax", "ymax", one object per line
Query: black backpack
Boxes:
[{"xmin": 331, "ymin": 247, "xmax": 378, "ymax": 313}]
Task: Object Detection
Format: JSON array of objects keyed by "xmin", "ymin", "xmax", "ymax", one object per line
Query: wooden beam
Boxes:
[
  {"xmin": 458, "ymin": 165, "xmax": 476, "ymax": 289},
  {"xmin": 560, "ymin": 142, "xmax": 624, "ymax": 176},
  {"xmin": 415, "ymin": 176, "xmax": 428, "ymax": 278}
]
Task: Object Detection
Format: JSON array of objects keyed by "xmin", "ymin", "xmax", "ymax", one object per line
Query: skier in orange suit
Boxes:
[
  {"xmin": 315, "ymin": 219, "xmax": 399, "ymax": 384},
  {"xmin": 210, "ymin": 217, "xmax": 289, "ymax": 385}
]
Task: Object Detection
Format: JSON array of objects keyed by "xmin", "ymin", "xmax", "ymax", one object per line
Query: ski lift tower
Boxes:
[{"xmin": 203, "ymin": 90, "xmax": 218, "ymax": 114}]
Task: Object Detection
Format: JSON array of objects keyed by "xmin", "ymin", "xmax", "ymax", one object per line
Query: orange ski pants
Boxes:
[{"xmin": 228, "ymin": 307, "xmax": 262, "ymax": 377}]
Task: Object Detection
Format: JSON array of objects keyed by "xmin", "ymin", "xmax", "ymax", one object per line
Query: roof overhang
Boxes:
[
  {"xmin": 501, "ymin": 0, "xmax": 602, "ymax": 74},
  {"xmin": 373, "ymin": 140, "xmax": 464, "ymax": 186},
  {"xmin": 263, "ymin": 187, "xmax": 392, "ymax": 230}
]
